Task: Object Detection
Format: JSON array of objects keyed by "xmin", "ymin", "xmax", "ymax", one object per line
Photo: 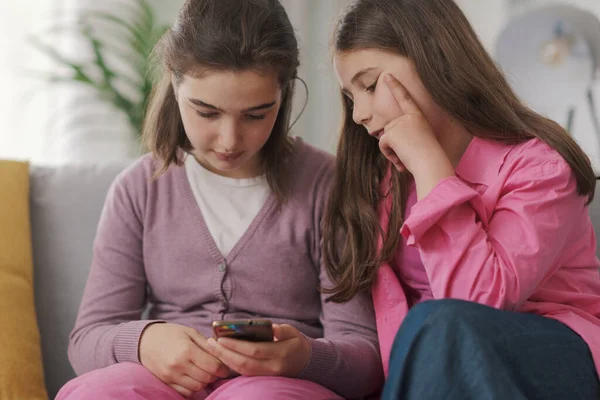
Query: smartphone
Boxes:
[{"xmin": 212, "ymin": 319, "xmax": 274, "ymax": 342}]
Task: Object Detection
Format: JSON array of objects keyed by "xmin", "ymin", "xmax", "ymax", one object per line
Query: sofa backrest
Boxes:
[{"xmin": 30, "ymin": 162, "xmax": 131, "ymax": 398}]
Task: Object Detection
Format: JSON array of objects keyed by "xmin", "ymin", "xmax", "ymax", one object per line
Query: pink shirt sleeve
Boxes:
[{"xmin": 401, "ymin": 158, "xmax": 587, "ymax": 310}]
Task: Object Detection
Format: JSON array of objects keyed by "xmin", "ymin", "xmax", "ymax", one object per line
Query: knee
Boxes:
[
  {"xmin": 396, "ymin": 299, "xmax": 491, "ymax": 342},
  {"xmin": 219, "ymin": 376, "xmax": 342, "ymax": 400},
  {"xmin": 405, "ymin": 299, "xmax": 487, "ymax": 327},
  {"xmin": 56, "ymin": 363, "xmax": 171, "ymax": 399}
]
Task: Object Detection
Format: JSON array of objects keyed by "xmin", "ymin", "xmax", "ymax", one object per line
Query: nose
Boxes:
[
  {"xmin": 219, "ymin": 119, "xmax": 239, "ymax": 151},
  {"xmin": 352, "ymin": 97, "xmax": 372, "ymax": 126}
]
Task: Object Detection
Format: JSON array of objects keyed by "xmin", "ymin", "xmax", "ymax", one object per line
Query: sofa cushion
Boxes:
[
  {"xmin": 0, "ymin": 160, "xmax": 48, "ymax": 400},
  {"xmin": 30, "ymin": 161, "xmax": 130, "ymax": 398}
]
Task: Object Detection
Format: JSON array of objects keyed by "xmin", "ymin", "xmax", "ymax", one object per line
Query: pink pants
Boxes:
[{"xmin": 55, "ymin": 362, "xmax": 343, "ymax": 400}]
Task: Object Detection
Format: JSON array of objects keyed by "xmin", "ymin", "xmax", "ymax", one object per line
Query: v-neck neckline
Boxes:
[{"xmin": 177, "ymin": 164, "xmax": 277, "ymax": 265}]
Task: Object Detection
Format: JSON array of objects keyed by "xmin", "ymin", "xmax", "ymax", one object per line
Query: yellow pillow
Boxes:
[{"xmin": 0, "ymin": 160, "xmax": 48, "ymax": 400}]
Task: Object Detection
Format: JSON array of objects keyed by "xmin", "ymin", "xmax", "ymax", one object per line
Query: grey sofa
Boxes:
[{"xmin": 29, "ymin": 162, "xmax": 600, "ymax": 399}]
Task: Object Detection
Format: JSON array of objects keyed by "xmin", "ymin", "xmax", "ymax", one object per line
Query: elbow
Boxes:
[
  {"xmin": 460, "ymin": 280, "xmax": 522, "ymax": 311},
  {"xmin": 67, "ymin": 327, "xmax": 100, "ymax": 376},
  {"xmin": 450, "ymin": 261, "xmax": 524, "ymax": 311},
  {"xmin": 67, "ymin": 336, "xmax": 85, "ymax": 376},
  {"xmin": 340, "ymin": 349, "xmax": 384, "ymax": 398},
  {"xmin": 67, "ymin": 331, "xmax": 93, "ymax": 376},
  {"xmin": 341, "ymin": 366, "xmax": 384, "ymax": 399},
  {"xmin": 364, "ymin": 365, "xmax": 385, "ymax": 398}
]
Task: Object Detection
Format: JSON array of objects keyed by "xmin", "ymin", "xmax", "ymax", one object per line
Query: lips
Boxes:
[
  {"xmin": 369, "ymin": 129, "xmax": 384, "ymax": 140},
  {"xmin": 214, "ymin": 151, "xmax": 243, "ymax": 162}
]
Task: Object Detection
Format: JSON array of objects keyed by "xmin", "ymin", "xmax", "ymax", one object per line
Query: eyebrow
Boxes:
[{"xmin": 188, "ymin": 98, "xmax": 276, "ymax": 113}]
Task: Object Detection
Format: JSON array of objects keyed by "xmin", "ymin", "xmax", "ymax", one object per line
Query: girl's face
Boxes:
[
  {"xmin": 333, "ymin": 49, "xmax": 448, "ymax": 140},
  {"xmin": 174, "ymin": 69, "xmax": 282, "ymax": 179}
]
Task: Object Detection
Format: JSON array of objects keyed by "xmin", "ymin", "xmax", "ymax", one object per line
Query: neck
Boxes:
[{"xmin": 440, "ymin": 120, "xmax": 474, "ymax": 168}]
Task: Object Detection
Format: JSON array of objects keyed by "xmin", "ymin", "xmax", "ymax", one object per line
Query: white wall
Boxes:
[
  {"xmin": 456, "ymin": 0, "xmax": 511, "ymax": 52},
  {"xmin": 510, "ymin": 0, "xmax": 600, "ymax": 17},
  {"xmin": 496, "ymin": 0, "xmax": 600, "ymax": 170},
  {"xmin": 147, "ymin": 0, "xmax": 184, "ymax": 23},
  {"xmin": 280, "ymin": 0, "xmax": 350, "ymax": 153},
  {"xmin": 0, "ymin": 0, "xmax": 59, "ymax": 161}
]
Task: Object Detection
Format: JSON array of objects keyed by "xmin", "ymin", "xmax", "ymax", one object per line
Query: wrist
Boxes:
[
  {"xmin": 291, "ymin": 334, "xmax": 311, "ymax": 377},
  {"xmin": 413, "ymin": 157, "xmax": 454, "ymax": 200}
]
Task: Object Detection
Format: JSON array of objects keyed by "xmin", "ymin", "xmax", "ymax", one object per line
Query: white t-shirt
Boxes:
[{"xmin": 184, "ymin": 155, "xmax": 271, "ymax": 257}]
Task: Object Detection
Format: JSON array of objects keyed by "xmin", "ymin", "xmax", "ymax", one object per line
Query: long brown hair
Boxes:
[
  {"xmin": 322, "ymin": 0, "xmax": 597, "ymax": 303},
  {"xmin": 142, "ymin": 0, "xmax": 299, "ymax": 200}
]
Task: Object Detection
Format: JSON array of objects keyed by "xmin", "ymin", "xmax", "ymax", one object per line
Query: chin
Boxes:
[{"xmin": 209, "ymin": 157, "xmax": 248, "ymax": 174}]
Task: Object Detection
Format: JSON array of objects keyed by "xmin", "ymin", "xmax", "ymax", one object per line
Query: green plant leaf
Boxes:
[
  {"xmin": 28, "ymin": 0, "xmax": 168, "ymax": 139},
  {"xmin": 85, "ymin": 12, "xmax": 148, "ymax": 56}
]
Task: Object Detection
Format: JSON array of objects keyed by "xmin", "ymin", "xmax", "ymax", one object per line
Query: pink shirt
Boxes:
[{"xmin": 372, "ymin": 136, "xmax": 600, "ymax": 377}]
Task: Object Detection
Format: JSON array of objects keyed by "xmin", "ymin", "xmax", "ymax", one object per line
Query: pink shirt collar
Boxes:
[{"xmin": 455, "ymin": 136, "xmax": 516, "ymax": 185}]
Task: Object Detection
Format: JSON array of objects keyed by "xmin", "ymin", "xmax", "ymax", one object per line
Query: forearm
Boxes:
[
  {"xmin": 68, "ymin": 320, "xmax": 164, "ymax": 375},
  {"xmin": 413, "ymin": 156, "xmax": 455, "ymax": 201}
]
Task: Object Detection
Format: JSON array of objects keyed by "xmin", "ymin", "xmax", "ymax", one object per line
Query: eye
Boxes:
[
  {"xmin": 246, "ymin": 114, "xmax": 266, "ymax": 121},
  {"xmin": 196, "ymin": 111, "xmax": 218, "ymax": 119},
  {"xmin": 365, "ymin": 80, "xmax": 377, "ymax": 93}
]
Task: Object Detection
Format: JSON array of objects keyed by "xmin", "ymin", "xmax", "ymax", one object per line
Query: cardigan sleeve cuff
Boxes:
[{"xmin": 113, "ymin": 320, "xmax": 166, "ymax": 364}]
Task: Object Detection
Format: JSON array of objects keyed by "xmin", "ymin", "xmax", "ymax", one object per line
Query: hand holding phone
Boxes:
[{"xmin": 206, "ymin": 323, "xmax": 310, "ymax": 377}]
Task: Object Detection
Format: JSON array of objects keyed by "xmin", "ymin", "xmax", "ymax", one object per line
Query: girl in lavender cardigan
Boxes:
[{"xmin": 55, "ymin": 0, "xmax": 383, "ymax": 399}]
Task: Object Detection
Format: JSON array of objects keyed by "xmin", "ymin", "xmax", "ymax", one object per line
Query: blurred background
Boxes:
[{"xmin": 1, "ymin": 0, "xmax": 600, "ymax": 168}]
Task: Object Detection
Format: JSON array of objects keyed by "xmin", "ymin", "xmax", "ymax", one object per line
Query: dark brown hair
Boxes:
[
  {"xmin": 142, "ymin": 0, "xmax": 299, "ymax": 200},
  {"xmin": 322, "ymin": 0, "xmax": 596, "ymax": 303}
]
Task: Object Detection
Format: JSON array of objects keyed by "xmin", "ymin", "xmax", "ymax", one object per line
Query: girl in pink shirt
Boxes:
[{"xmin": 323, "ymin": 0, "xmax": 600, "ymax": 399}]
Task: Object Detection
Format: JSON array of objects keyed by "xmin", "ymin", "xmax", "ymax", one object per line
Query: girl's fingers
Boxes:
[{"xmin": 384, "ymin": 73, "xmax": 423, "ymax": 116}]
